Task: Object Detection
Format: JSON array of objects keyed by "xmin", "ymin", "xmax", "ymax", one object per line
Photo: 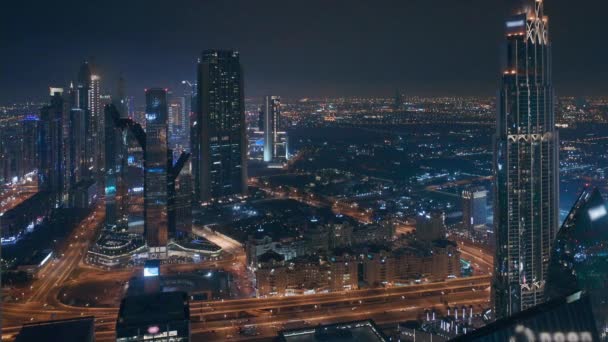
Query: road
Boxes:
[
  {"xmin": 0, "ymin": 177, "xmax": 37, "ymax": 215},
  {"xmin": 455, "ymin": 239, "xmax": 494, "ymax": 275},
  {"xmin": 251, "ymin": 177, "xmax": 373, "ymax": 224},
  {"xmin": 3, "ymin": 274, "xmax": 490, "ymax": 341}
]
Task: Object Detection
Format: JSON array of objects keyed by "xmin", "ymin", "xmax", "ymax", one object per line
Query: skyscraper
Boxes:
[
  {"xmin": 493, "ymin": 0, "xmax": 559, "ymax": 319},
  {"xmin": 462, "ymin": 187, "xmax": 488, "ymax": 231},
  {"xmin": 75, "ymin": 61, "xmax": 95, "ymax": 181},
  {"xmin": 263, "ymin": 96, "xmax": 281, "ymax": 163},
  {"xmin": 68, "ymin": 108, "xmax": 86, "ymax": 186},
  {"xmin": 168, "ymin": 95, "xmax": 187, "ymax": 158},
  {"xmin": 194, "ymin": 50, "xmax": 247, "ymax": 202},
  {"xmin": 104, "ymin": 105, "xmax": 129, "ymax": 230},
  {"xmin": 144, "ymin": 88, "xmax": 169, "ymax": 256},
  {"xmin": 39, "ymin": 88, "xmax": 66, "ymax": 204}
]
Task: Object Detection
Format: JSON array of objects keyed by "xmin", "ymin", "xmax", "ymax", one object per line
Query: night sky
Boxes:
[{"xmin": 1, "ymin": 0, "xmax": 607, "ymax": 104}]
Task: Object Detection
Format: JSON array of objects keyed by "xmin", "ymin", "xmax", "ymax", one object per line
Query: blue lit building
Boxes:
[{"xmin": 144, "ymin": 88, "xmax": 169, "ymax": 256}]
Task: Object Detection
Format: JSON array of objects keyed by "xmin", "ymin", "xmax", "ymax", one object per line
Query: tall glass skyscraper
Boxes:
[
  {"xmin": 144, "ymin": 88, "xmax": 169, "ymax": 255},
  {"xmin": 493, "ymin": 0, "xmax": 559, "ymax": 319},
  {"xmin": 194, "ymin": 50, "xmax": 247, "ymax": 202},
  {"xmin": 263, "ymin": 96, "xmax": 281, "ymax": 163},
  {"xmin": 39, "ymin": 88, "xmax": 66, "ymax": 204}
]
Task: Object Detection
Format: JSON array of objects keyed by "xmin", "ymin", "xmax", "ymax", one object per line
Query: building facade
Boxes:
[
  {"xmin": 144, "ymin": 88, "xmax": 169, "ymax": 255},
  {"xmin": 462, "ymin": 187, "xmax": 488, "ymax": 231},
  {"xmin": 263, "ymin": 95, "xmax": 281, "ymax": 162},
  {"xmin": 493, "ymin": 0, "xmax": 559, "ymax": 319},
  {"xmin": 39, "ymin": 88, "xmax": 67, "ymax": 204},
  {"xmin": 194, "ymin": 50, "xmax": 247, "ymax": 202}
]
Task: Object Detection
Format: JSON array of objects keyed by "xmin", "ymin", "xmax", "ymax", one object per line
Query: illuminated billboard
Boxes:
[{"xmin": 143, "ymin": 267, "xmax": 159, "ymax": 277}]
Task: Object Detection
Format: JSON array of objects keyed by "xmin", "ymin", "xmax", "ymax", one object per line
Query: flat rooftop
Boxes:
[
  {"xmin": 117, "ymin": 291, "xmax": 189, "ymax": 327},
  {"xmin": 16, "ymin": 317, "xmax": 95, "ymax": 342},
  {"xmin": 279, "ymin": 320, "xmax": 388, "ymax": 342}
]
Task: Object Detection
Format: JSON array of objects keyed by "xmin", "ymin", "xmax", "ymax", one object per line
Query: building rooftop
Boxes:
[
  {"xmin": 15, "ymin": 317, "xmax": 95, "ymax": 342},
  {"xmin": 117, "ymin": 291, "xmax": 189, "ymax": 327},
  {"xmin": 278, "ymin": 320, "xmax": 389, "ymax": 342}
]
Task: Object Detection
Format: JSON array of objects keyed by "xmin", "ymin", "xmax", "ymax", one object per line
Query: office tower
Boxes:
[
  {"xmin": 168, "ymin": 95, "xmax": 187, "ymax": 158},
  {"xmin": 104, "ymin": 105, "xmax": 129, "ymax": 230},
  {"xmin": 21, "ymin": 115, "xmax": 39, "ymax": 178},
  {"xmin": 68, "ymin": 108, "xmax": 86, "ymax": 186},
  {"xmin": 194, "ymin": 50, "xmax": 247, "ymax": 202},
  {"xmin": 144, "ymin": 88, "xmax": 169, "ymax": 256},
  {"xmin": 39, "ymin": 88, "xmax": 66, "ymax": 204},
  {"xmin": 75, "ymin": 62, "xmax": 94, "ymax": 180},
  {"xmin": 462, "ymin": 187, "xmax": 488, "ymax": 231},
  {"xmin": 263, "ymin": 96, "xmax": 281, "ymax": 162},
  {"xmin": 546, "ymin": 188, "xmax": 608, "ymax": 336},
  {"xmin": 494, "ymin": 0, "xmax": 559, "ymax": 319},
  {"xmin": 113, "ymin": 78, "xmax": 130, "ymax": 230},
  {"xmin": 416, "ymin": 211, "xmax": 445, "ymax": 242},
  {"xmin": 168, "ymin": 155, "xmax": 192, "ymax": 239},
  {"xmin": 0, "ymin": 116, "xmax": 38, "ymax": 184}
]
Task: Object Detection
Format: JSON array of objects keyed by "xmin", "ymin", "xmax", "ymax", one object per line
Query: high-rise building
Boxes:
[
  {"xmin": 75, "ymin": 62, "xmax": 95, "ymax": 181},
  {"xmin": 104, "ymin": 105, "xmax": 129, "ymax": 230},
  {"xmin": 263, "ymin": 96, "xmax": 281, "ymax": 162},
  {"xmin": 168, "ymin": 152, "xmax": 192, "ymax": 239},
  {"xmin": 168, "ymin": 95, "xmax": 188, "ymax": 159},
  {"xmin": 90, "ymin": 74, "xmax": 103, "ymax": 187},
  {"xmin": 144, "ymin": 88, "xmax": 169, "ymax": 256},
  {"xmin": 493, "ymin": 0, "xmax": 559, "ymax": 319},
  {"xmin": 194, "ymin": 50, "xmax": 247, "ymax": 202},
  {"xmin": 39, "ymin": 88, "xmax": 67, "ymax": 204},
  {"xmin": 21, "ymin": 115, "xmax": 39, "ymax": 178},
  {"xmin": 68, "ymin": 108, "xmax": 86, "ymax": 187},
  {"xmin": 462, "ymin": 187, "xmax": 488, "ymax": 231}
]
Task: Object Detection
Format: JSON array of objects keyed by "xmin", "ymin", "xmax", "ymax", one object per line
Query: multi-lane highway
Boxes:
[{"xmin": 3, "ymin": 273, "xmax": 490, "ymax": 341}]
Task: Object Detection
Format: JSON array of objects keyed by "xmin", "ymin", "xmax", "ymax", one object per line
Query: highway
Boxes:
[
  {"xmin": 3, "ymin": 274, "xmax": 490, "ymax": 341},
  {"xmin": 0, "ymin": 177, "xmax": 37, "ymax": 215}
]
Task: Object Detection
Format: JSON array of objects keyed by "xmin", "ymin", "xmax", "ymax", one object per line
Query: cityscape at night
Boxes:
[{"xmin": 1, "ymin": 0, "xmax": 608, "ymax": 341}]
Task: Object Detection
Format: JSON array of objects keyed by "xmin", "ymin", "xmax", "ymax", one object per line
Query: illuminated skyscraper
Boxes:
[
  {"xmin": 144, "ymin": 88, "xmax": 169, "ymax": 256},
  {"xmin": 77, "ymin": 61, "xmax": 97, "ymax": 178},
  {"xmin": 462, "ymin": 187, "xmax": 488, "ymax": 231},
  {"xmin": 493, "ymin": 0, "xmax": 559, "ymax": 319},
  {"xmin": 104, "ymin": 104, "xmax": 129, "ymax": 230},
  {"xmin": 263, "ymin": 96, "xmax": 280, "ymax": 162},
  {"xmin": 39, "ymin": 88, "xmax": 67, "ymax": 204},
  {"xmin": 194, "ymin": 50, "xmax": 247, "ymax": 202}
]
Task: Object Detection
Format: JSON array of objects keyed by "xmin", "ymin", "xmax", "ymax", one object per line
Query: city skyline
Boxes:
[
  {"xmin": 2, "ymin": 0, "xmax": 608, "ymax": 105},
  {"xmin": 2, "ymin": 0, "xmax": 608, "ymax": 341}
]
